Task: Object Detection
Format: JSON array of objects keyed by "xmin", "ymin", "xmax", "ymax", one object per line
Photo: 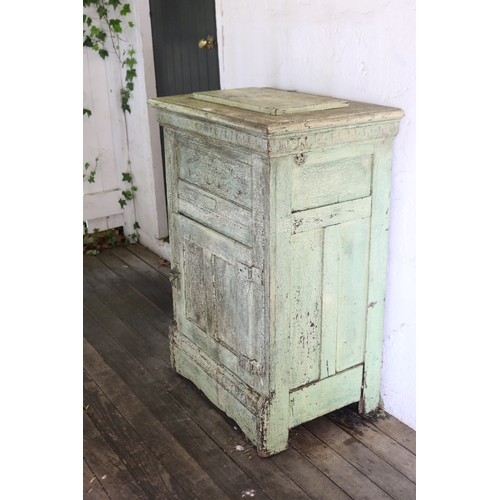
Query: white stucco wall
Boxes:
[{"xmin": 216, "ymin": 0, "xmax": 416, "ymax": 429}]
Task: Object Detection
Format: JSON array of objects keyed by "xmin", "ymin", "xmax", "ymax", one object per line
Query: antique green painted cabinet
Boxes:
[{"xmin": 148, "ymin": 88, "xmax": 404, "ymax": 456}]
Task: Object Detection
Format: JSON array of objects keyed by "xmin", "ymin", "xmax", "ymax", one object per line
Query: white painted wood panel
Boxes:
[{"xmin": 83, "ymin": 44, "xmax": 124, "ymax": 228}]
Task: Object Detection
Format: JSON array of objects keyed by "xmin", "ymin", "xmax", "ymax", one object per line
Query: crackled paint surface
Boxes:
[{"xmin": 215, "ymin": 0, "xmax": 416, "ymax": 430}]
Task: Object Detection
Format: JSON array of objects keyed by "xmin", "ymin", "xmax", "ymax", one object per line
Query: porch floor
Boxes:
[{"xmin": 83, "ymin": 244, "xmax": 416, "ymax": 500}]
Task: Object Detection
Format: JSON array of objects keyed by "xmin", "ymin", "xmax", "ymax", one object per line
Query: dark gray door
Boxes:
[
  {"xmin": 149, "ymin": 0, "xmax": 221, "ymax": 219},
  {"xmin": 149, "ymin": 0, "xmax": 220, "ymax": 97}
]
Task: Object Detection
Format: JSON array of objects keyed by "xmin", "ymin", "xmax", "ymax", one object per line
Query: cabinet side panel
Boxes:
[{"xmin": 362, "ymin": 142, "xmax": 394, "ymax": 412}]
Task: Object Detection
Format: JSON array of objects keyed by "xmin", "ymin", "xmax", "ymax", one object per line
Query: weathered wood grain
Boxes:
[
  {"xmin": 83, "ymin": 309, "xmax": 269, "ymax": 499},
  {"xmin": 290, "ymin": 227, "xmax": 323, "ymax": 389},
  {"xmin": 328, "ymin": 407, "xmax": 416, "ymax": 483},
  {"xmin": 192, "ymin": 87, "xmax": 349, "ymax": 115},
  {"xmin": 305, "ymin": 416, "xmax": 416, "ymax": 499},
  {"xmin": 291, "ymin": 152, "xmax": 373, "ymax": 211},
  {"xmin": 83, "ymin": 254, "xmax": 172, "ymax": 332},
  {"xmin": 95, "ymin": 251, "xmax": 172, "ymax": 316},
  {"xmin": 290, "ymin": 426, "xmax": 393, "ymax": 500},
  {"xmin": 370, "ymin": 413, "xmax": 416, "ymax": 454},
  {"xmin": 84, "ymin": 412, "xmax": 148, "ymax": 500},
  {"xmin": 84, "ymin": 339, "xmax": 232, "ymax": 500},
  {"xmin": 83, "ymin": 286, "xmax": 169, "ymax": 380},
  {"xmin": 361, "ymin": 142, "xmax": 394, "ymax": 413},
  {"xmin": 84, "ymin": 371, "xmax": 189, "ymax": 499},
  {"xmin": 167, "ymin": 368, "xmax": 315, "ymax": 500},
  {"xmin": 125, "ymin": 243, "xmax": 171, "ymax": 278},
  {"xmin": 178, "ymin": 139, "xmax": 253, "ymax": 208},
  {"xmin": 289, "ymin": 365, "xmax": 363, "ymax": 428},
  {"xmin": 83, "ymin": 263, "xmax": 171, "ymax": 362},
  {"xmin": 83, "ymin": 458, "xmax": 111, "ymax": 499},
  {"xmin": 178, "ymin": 178, "xmax": 253, "ymax": 246},
  {"xmin": 336, "ymin": 218, "xmax": 370, "ymax": 372},
  {"xmin": 270, "ymin": 448, "xmax": 352, "ymax": 500},
  {"xmin": 321, "ymin": 223, "xmax": 340, "ymax": 378},
  {"xmin": 264, "ymin": 153, "xmax": 293, "ymax": 456},
  {"xmin": 109, "ymin": 246, "xmax": 172, "ymax": 295},
  {"xmin": 292, "ymin": 196, "xmax": 371, "ymax": 235}
]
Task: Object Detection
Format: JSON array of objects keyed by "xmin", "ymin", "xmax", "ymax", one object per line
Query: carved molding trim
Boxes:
[
  {"xmin": 157, "ymin": 109, "xmax": 400, "ymax": 156},
  {"xmin": 269, "ymin": 121, "xmax": 401, "ymax": 155},
  {"xmin": 156, "ymin": 110, "xmax": 268, "ymax": 152},
  {"xmin": 171, "ymin": 327, "xmax": 264, "ymax": 413}
]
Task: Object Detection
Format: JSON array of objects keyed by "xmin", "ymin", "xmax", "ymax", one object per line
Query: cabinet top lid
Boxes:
[{"xmin": 191, "ymin": 87, "xmax": 349, "ymax": 115}]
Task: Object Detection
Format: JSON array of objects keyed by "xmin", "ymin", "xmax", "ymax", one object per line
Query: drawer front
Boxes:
[
  {"xmin": 178, "ymin": 141, "xmax": 253, "ymax": 210},
  {"xmin": 291, "ymin": 150, "xmax": 373, "ymax": 211},
  {"xmin": 178, "ymin": 179, "xmax": 253, "ymax": 247}
]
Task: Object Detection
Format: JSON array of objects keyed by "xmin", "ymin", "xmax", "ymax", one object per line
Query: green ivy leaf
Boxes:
[
  {"xmin": 109, "ymin": 0, "xmax": 122, "ymax": 9},
  {"xmin": 121, "ymin": 88, "xmax": 131, "ymax": 113},
  {"xmin": 109, "ymin": 19, "xmax": 122, "ymax": 33},
  {"xmin": 122, "ymin": 172, "xmax": 133, "ymax": 183},
  {"xmin": 90, "ymin": 25, "xmax": 101, "ymax": 36},
  {"xmin": 84, "ymin": 162, "xmax": 90, "ymax": 170},
  {"xmin": 83, "ymin": 36, "xmax": 93, "ymax": 47},
  {"xmin": 83, "ymin": 108, "xmax": 92, "ymax": 117},
  {"xmin": 97, "ymin": 5, "xmax": 107, "ymax": 19},
  {"xmin": 98, "ymin": 49, "xmax": 109, "ymax": 59},
  {"xmin": 119, "ymin": 198, "xmax": 127, "ymax": 208},
  {"xmin": 120, "ymin": 4, "xmax": 131, "ymax": 16},
  {"xmin": 131, "ymin": 186, "xmax": 137, "ymax": 192},
  {"xmin": 123, "ymin": 57, "xmax": 137, "ymax": 69},
  {"xmin": 126, "ymin": 81, "xmax": 134, "ymax": 91},
  {"xmin": 133, "ymin": 221, "xmax": 140, "ymax": 230},
  {"xmin": 128, "ymin": 21, "xmax": 134, "ymax": 28},
  {"xmin": 125, "ymin": 69, "xmax": 137, "ymax": 81},
  {"xmin": 122, "ymin": 190, "xmax": 133, "ymax": 200}
]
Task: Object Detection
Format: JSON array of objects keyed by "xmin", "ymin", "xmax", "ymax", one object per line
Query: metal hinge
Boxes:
[
  {"xmin": 169, "ymin": 268, "xmax": 181, "ymax": 289},
  {"xmin": 237, "ymin": 263, "xmax": 263, "ymax": 285}
]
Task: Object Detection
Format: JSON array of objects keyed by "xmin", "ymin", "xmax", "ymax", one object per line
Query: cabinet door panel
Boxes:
[
  {"xmin": 174, "ymin": 214, "xmax": 266, "ymax": 389},
  {"xmin": 289, "ymin": 217, "xmax": 370, "ymax": 391}
]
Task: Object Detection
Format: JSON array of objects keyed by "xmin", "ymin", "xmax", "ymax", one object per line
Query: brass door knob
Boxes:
[{"xmin": 198, "ymin": 35, "xmax": 215, "ymax": 49}]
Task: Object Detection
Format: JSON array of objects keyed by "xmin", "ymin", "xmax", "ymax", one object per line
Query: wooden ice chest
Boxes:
[{"xmin": 148, "ymin": 88, "xmax": 403, "ymax": 456}]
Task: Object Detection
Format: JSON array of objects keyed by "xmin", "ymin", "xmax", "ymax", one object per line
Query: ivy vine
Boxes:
[
  {"xmin": 83, "ymin": 0, "xmax": 140, "ymax": 247},
  {"xmin": 83, "ymin": 0, "xmax": 137, "ymax": 113}
]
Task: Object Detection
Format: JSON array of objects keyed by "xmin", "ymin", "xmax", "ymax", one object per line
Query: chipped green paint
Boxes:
[{"xmin": 149, "ymin": 88, "xmax": 403, "ymax": 456}]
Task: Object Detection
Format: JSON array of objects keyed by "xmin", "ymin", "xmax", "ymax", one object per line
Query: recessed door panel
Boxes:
[
  {"xmin": 289, "ymin": 216, "xmax": 371, "ymax": 391},
  {"xmin": 173, "ymin": 214, "xmax": 266, "ymax": 390}
]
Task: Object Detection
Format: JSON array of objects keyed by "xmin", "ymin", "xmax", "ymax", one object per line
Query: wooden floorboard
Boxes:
[{"xmin": 83, "ymin": 244, "xmax": 416, "ymax": 500}]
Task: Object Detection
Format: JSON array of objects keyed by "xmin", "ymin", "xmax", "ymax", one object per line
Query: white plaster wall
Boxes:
[{"xmin": 216, "ymin": 0, "xmax": 416, "ymax": 429}]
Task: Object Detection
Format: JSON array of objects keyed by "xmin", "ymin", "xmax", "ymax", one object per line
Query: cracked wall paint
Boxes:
[{"xmin": 217, "ymin": 0, "xmax": 416, "ymax": 430}]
